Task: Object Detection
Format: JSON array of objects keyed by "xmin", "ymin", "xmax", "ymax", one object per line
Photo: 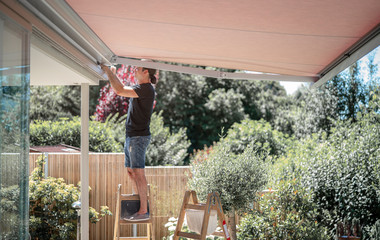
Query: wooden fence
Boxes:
[{"xmin": 29, "ymin": 153, "xmax": 190, "ymax": 240}]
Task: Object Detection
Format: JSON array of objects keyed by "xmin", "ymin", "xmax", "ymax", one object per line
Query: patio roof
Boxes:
[{"xmin": 20, "ymin": 0, "xmax": 380, "ymax": 86}]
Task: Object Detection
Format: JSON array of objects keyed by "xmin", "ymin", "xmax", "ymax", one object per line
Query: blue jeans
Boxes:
[{"xmin": 124, "ymin": 135, "xmax": 151, "ymax": 168}]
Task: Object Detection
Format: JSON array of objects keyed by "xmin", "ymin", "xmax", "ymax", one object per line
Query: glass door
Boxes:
[{"xmin": 0, "ymin": 11, "xmax": 30, "ymax": 240}]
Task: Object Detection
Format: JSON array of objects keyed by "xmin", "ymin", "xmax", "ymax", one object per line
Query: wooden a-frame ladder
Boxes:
[
  {"xmin": 174, "ymin": 191, "xmax": 230, "ymax": 240},
  {"xmin": 113, "ymin": 184, "xmax": 155, "ymax": 240}
]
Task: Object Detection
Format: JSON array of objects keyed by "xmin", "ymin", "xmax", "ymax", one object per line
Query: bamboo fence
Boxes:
[{"xmin": 29, "ymin": 153, "xmax": 190, "ymax": 240}]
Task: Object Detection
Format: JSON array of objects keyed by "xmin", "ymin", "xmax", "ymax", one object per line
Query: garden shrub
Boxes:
[
  {"xmin": 188, "ymin": 140, "xmax": 268, "ymax": 239},
  {"xmin": 29, "ymin": 155, "xmax": 111, "ymax": 240},
  {"xmin": 302, "ymin": 109, "xmax": 380, "ymax": 237},
  {"xmin": 147, "ymin": 111, "xmax": 191, "ymax": 165},
  {"xmin": 238, "ymin": 178, "xmax": 329, "ymax": 240},
  {"xmin": 30, "ymin": 112, "xmax": 191, "ymax": 165},
  {"xmin": 270, "ymin": 94, "xmax": 380, "ymax": 238},
  {"xmin": 0, "ymin": 185, "xmax": 19, "ymax": 239},
  {"xmin": 221, "ymin": 119, "xmax": 293, "ymax": 159},
  {"xmin": 367, "ymin": 219, "xmax": 380, "ymax": 240},
  {"xmin": 30, "ymin": 117, "xmax": 122, "ymax": 152}
]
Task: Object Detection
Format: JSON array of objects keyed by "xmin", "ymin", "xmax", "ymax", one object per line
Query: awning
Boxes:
[{"xmin": 21, "ymin": 0, "xmax": 380, "ymax": 86}]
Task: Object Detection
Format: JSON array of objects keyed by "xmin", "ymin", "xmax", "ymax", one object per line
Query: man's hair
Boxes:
[{"xmin": 142, "ymin": 67, "xmax": 157, "ymax": 84}]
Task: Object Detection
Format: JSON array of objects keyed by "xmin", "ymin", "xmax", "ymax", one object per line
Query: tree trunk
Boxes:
[{"xmin": 227, "ymin": 208, "xmax": 237, "ymax": 240}]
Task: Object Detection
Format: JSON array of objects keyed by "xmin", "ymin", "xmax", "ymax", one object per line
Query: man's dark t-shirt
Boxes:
[{"xmin": 125, "ymin": 83, "xmax": 155, "ymax": 137}]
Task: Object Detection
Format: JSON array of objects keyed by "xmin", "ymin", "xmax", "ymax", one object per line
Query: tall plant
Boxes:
[
  {"xmin": 29, "ymin": 155, "xmax": 111, "ymax": 240},
  {"xmin": 188, "ymin": 141, "xmax": 268, "ymax": 240}
]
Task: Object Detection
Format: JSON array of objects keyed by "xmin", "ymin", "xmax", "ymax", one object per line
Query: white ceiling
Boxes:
[{"xmin": 30, "ymin": 41, "xmax": 99, "ymax": 86}]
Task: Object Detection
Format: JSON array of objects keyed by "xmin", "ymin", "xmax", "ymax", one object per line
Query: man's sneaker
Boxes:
[{"xmin": 126, "ymin": 212, "xmax": 150, "ymax": 222}]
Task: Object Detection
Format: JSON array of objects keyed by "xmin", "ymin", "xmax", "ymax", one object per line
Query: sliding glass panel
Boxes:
[{"xmin": 0, "ymin": 11, "xmax": 30, "ymax": 240}]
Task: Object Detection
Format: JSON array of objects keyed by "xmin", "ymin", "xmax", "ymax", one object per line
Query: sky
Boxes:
[{"xmin": 280, "ymin": 46, "xmax": 380, "ymax": 95}]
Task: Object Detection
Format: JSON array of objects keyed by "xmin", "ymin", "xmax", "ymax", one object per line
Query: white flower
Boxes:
[
  {"xmin": 168, "ymin": 226, "xmax": 177, "ymax": 231},
  {"xmin": 168, "ymin": 217, "xmax": 177, "ymax": 222},
  {"xmin": 165, "ymin": 222, "xmax": 174, "ymax": 227}
]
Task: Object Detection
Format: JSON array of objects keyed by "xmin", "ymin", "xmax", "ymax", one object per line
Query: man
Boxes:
[{"xmin": 101, "ymin": 63, "xmax": 156, "ymax": 221}]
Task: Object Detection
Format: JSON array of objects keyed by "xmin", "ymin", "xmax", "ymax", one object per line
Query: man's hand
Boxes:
[{"xmin": 100, "ymin": 64, "xmax": 116, "ymax": 75}]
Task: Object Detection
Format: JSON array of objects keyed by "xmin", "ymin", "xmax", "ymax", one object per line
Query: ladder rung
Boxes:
[
  {"xmin": 118, "ymin": 237, "xmax": 149, "ymax": 240},
  {"xmin": 211, "ymin": 231, "xmax": 225, "ymax": 237},
  {"xmin": 185, "ymin": 203, "xmax": 218, "ymax": 211},
  {"xmin": 177, "ymin": 231, "xmax": 201, "ymax": 239},
  {"xmin": 120, "ymin": 219, "xmax": 152, "ymax": 224},
  {"xmin": 120, "ymin": 194, "xmax": 140, "ymax": 200}
]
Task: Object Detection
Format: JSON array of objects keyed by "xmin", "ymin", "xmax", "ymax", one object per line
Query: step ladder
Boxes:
[
  {"xmin": 174, "ymin": 190, "xmax": 230, "ymax": 240},
  {"xmin": 113, "ymin": 184, "xmax": 155, "ymax": 240}
]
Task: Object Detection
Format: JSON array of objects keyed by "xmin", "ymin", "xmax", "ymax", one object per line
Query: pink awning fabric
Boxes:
[{"xmin": 66, "ymin": 0, "xmax": 380, "ymax": 78}]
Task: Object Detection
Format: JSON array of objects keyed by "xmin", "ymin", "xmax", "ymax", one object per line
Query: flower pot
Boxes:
[{"xmin": 185, "ymin": 209, "xmax": 218, "ymax": 235}]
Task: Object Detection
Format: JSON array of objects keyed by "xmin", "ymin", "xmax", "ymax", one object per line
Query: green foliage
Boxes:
[
  {"xmin": 29, "ymin": 112, "xmax": 191, "ymax": 165},
  {"xmin": 204, "ymin": 88, "xmax": 247, "ymax": 140},
  {"xmin": 30, "ymin": 85, "xmax": 105, "ymax": 121},
  {"xmin": 303, "ymin": 109, "xmax": 380, "ymax": 233},
  {"xmin": 238, "ymin": 179, "xmax": 329, "ymax": 240},
  {"xmin": 147, "ymin": 111, "xmax": 191, "ymax": 166},
  {"xmin": 0, "ymin": 185, "xmax": 20, "ymax": 239},
  {"xmin": 326, "ymin": 63, "xmax": 368, "ymax": 122},
  {"xmin": 222, "ymin": 119, "xmax": 292, "ymax": 158},
  {"xmin": 98, "ymin": 111, "xmax": 191, "ymax": 165},
  {"xmin": 291, "ymin": 86, "xmax": 339, "ymax": 139},
  {"xmin": 30, "ymin": 86, "xmax": 80, "ymax": 121},
  {"xmin": 155, "ymin": 70, "xmax": 288, "ymax": 150},
  {"xmin": 271, "ymin": 94, "xmax": 380, "ymax": 238},
  {"xmin": 367, "ymin": 220, "xmax": 380, "ymax": 240},
  {"xmin": 29, "ymin": 155, "xmax": 112, "ymax": 240},
  {"xmin": 30, "ymin": 117, "xmax": 123, "ymax": 152},
  {"xmin": 188, "ymin": 141, "xmax": 268, "ymax": 213}
]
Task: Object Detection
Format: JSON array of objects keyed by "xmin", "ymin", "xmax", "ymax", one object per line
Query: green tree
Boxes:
[
  {"xmin": 221, "ymin": 119, "xmax": 292, "ymax": 158},
  {"xmin": 203, "ymin": 88, "xmax": 247, "ymax": 144},
  {"xmin": 188, "ymin": 141, "xmax": 268, "ymax": 240},
  {"xmin": 155, "ymin": 70, "xmax": 288, "ymax": 150},
  {"xmin": 292, "ymin": 86, "xmax": 339, "ymax": 139},
  {"xmin": 30, "ymin": 85, "xmax": 105, "ymax": 121},
  {"xmin": 271, "ymin": 92, "xmax": 380, "ymax": 237},
  {"xmin": 325, "ymin": 63, "xmax": 368, "ymax": 122}
]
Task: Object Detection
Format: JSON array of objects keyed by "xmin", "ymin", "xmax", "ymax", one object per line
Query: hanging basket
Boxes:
[{"xmin": 185, "ymin": 209, "xmax": 218, "ymax": 235}]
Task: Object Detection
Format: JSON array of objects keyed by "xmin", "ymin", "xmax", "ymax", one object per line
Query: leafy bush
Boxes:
[
  {"xmin": 29, "ymin": 155, "xmax": 111, "ymax": 240},
  {"xmin": 302, "ymin": 109, "xmax": 380, "ymax": 236},
  {"xmin": 270, "ymin": 93, "xmax": 380, "ymax": 238},
  {"xmin": 366, "ymin": 219, "xmax": 380, "ymax": 240},
  {"xmin": 0, "ymin": 185, "xmax": 20, "ymax": 239},
  {"xmin": 188, "ymin": 140, "xmax": 268, "ymax": 239},
  {"xmin": 238, "ymin": 178, "xmax": 329, "ymax": 240},
  {"xmin": 147, "ymin": 111, "xmax": 191, "ymax": 165},
  {"xmin": 30, "ymin": 117, "xmax": 123, "ymax": 152},
  {"xmin": 102, "ymin": 111, "xmax": 191, "ymax": 165},
  {"xmin": 221, "ymin": 119, "xmax": 292, "ymax": 158},
  {"xmin": 30, "ymin": 112, "xmax": 191, "ymax": 165}
]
